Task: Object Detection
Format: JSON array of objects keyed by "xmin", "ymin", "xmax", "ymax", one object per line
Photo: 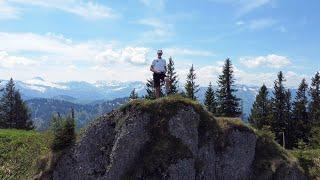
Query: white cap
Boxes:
[{"xmin": 157, "ymin": 50, "xmax": 163, "ymax": 54}]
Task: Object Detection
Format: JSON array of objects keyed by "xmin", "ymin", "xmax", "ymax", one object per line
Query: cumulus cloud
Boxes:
[
  {"xmin": 0, "ymin": 32, "xmax": 152, "ymax": 67},
  {"xmin": 96, "ymin": 47, "xmax": 149, "ymax": 65},
  {"xmin": 0, "ymin": 51, "xmax": 37, "ymax": 68},
  {"xmin": 8, "ymin": 0, "xmax": 118, "ymax": 19},
  {"xmin": 0, "ymin": 0, "xmax": 20, "ymax": 20},
  {"xmin": 240, "ymin": 54, "xmax": 291, "ymax": 68}
]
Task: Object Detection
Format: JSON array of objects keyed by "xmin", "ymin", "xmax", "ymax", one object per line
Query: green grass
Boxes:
[
  {"xmin": 291, "ymin": 148, "xmax": 320, "ymax": 178},
  {"xmin": 0, "ymin": 129, "xmax": 51, "ymax": 179}
]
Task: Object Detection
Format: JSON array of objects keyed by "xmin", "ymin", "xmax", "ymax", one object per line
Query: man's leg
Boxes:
[{"xmin": 155, "ymin": 86, "xmax": 160, "ymax": 98}]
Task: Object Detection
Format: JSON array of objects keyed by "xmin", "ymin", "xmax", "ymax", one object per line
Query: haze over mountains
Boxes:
[{"xmin": 0, "ymin": 77, "xmax": 297, "ymax": 130}]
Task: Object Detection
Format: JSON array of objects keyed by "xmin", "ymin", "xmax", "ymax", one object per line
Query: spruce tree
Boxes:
[
  {"xmin": 216, "ymin": 59, "xmax": 241, "ymax": 117},
  {"xmin": 271, "ymin": 71, "xmax": 289, "ymax": 146},
  {"xmin": 129, "ymin": 88, "xmax": 139, "ymax": 100},
  {"xmin": 1, "ymin": 78, "xmax": 15, "ymax": 128},
  {"xmin": 64, "ymin": 109, "xmax": 76, "ymax": 148},
  {"xmin": 166, "ymin": 57, "xmax": 179, "ymax": 95},
  {"xmin": 290, "ymin": 79, "xmax": 310, "ymax": 147},
  {"xmin": 309, "ymin": 72, "xmax": 320, "ymax": 147},
  {"xmin": 184, "ymin": 64, "xmax": 199, "ymax": 100},
  {"xmin": 309, "ymin": 72, "xmax": 320, "ymax": 124},
  {"xmin": 204, "ymin": 82, "xmax": 216, "ymax": 114},
  {"xmin": 0, "ymin": 81, "xmax": 4, "ymax": 128},
  {"xmin": 0, "ymin": 78, "xmax": 33, "ymax": 129},
  {"xmin": 13, "ymin": 91, "xmax": 33, "ymax": 130},
  {"xmin": 249, "ymin": 84, "xmax": 271, "ymax": 129},
  {"xmin": 51, "ymin": 110, "xmax": 76, "ymax": 151}
]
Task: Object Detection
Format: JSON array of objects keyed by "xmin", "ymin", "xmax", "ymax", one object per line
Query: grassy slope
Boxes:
[{"xmin": 0, "ymin": 129, "xmax": 51, "ymax": 179}]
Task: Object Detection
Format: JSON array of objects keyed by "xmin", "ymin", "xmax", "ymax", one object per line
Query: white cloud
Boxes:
[
  {"xmin": 236, "ymin": 18, "xmax": 277, "ymax": 30},
  {"xmin": 165, "ymin": 48, "xmax": 215, "ymax": 57},
  {"xmin": 0, "ymin": 0, "xmax": 20, "ymax": 20},
  {"xmin": 0, "ymin": 51, "xmax": 37, "ymax": 68},
  {"xmin": 240, "ymin": 54, "xmax": 291, "ymax": 68},
  {"xmin": 193, "ymin": 62, "xmax": 305, "ymax": 87},
  {"xmin": 136, "ymin": 18, "xmax": 174, "ymax": 39},
  {"xmin": 8, "ymin": 0, "xmax": 118, "ymax": 19},
  {"xmin": 210, "ymin": 0, "xmax": 273, "ymax": 16},
  {"xmin": 96, "ymin": 47, "xmax": 150, "ymax": 65}
]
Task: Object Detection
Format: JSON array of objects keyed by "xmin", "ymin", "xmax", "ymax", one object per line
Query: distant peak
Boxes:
[{"xmin": 32, "ymin": 77, "xmax": 45, "ymax": 81}]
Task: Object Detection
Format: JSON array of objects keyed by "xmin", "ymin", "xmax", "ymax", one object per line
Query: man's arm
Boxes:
[
  {"xmin": 150, "ymin": 60, "xmax": 158, "ymax": 73},
  {"xmin": 150, "ymin": 65, "xmax": 156, "ymax": 73}
]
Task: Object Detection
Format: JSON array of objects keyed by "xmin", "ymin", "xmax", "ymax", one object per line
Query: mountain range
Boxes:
[{"xmin": 1, "ymin": 77, "xmax": 295, "ymax": 129}]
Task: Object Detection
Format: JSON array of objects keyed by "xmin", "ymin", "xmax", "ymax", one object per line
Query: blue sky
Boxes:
[{"xmin": 0, "ymin": 0, "xmax": 319, "ymax": 87}]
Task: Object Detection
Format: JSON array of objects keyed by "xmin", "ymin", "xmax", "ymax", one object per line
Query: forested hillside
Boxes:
[{"xmin": 26, "ymin": 97, "xmax": 128, "ymax": 130}]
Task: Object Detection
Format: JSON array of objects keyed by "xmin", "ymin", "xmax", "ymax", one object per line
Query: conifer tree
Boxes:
[
  {"xmin": 0, "ymin": 78, "xmax": 33, "ymax": 129},
  {"xmin": 145, "ymin": 78, "xmax": 163, "ymax": 99},
  {"xmin": 309, "ymin": 72, "xmax": 320, "ymax": 124},
  {"xmin": 1, "ymin": 78, "xmax": 15, "ymax": 128},
  {"xmin": 309, "ymin": 72, "xmax": 320, "ymax": 147},
  {"xmin": 64, "ymin": 108, "xmax": 76, "ymax": 147},
  {"xmin": 290, "ymin": 79, "xmax": 310, "ymax": 147},
  {"xmin": 13, "ymin": 91, "xmax": 33, "ymax": 130},
  {"xmin": 166, "ymin": 57, "xmax": 179, "ymax": 95},
  {"xmin": 216, "ymin": 59, "xmax": 241, "ymax": 117},
  {"xmin": 0, "ymin": 81, "xmax": 4, "ymax": 128},
  {"xmin": 249, "ymin": 84, "xmax": 271, "ymax": 129},
  {"xmin": 51, "ymin": 109, "xmax": 76, "ymax": 151},
  {"xmin": 184, "ymin": 64, "xmax": 199, "ymax": 100},
  {"xmin": 129, "ymin": 88, "xmax": 139, "ymax": 100},
  {"xmin": 271, "ymin": 71, "xmax": 289, "ymax": 146},
  {"xmin": 204, "ymin": 82, "xmax": 216, "ymax": 114}
]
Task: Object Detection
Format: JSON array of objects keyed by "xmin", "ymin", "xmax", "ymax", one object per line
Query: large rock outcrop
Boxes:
[{"xmin": 51, "ymin": 96, "xmax": 306, "ymax": 180}]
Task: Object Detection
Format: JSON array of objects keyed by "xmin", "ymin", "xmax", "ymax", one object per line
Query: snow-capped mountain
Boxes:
[
  {"xmin": 0, "ymin": 77, "xmax": 146, "ymax": 103},
  {"xmin": 0, "ymin": 77, "xmax": 262, "ymax": 117}
]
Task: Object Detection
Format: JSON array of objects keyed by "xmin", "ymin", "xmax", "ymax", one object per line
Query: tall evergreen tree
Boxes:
[
  {"xmin": 51, "ymin": 110, "xmax": 76, "ymax": 151},
  {"xmin": 13, "ymin": 91, "xmax": 33, "ymax": 130},
  {"xmin": 0, "ymin": 81, "xmax": 4, "ymax": 128},
  {"xmin": 309, "ymin": 72, "xmax": 320, "ymax": 124},
  {"xmin": 216, "ymin": 59, "xmax": 241, "ymax": 117},
  {"xmin": 129, "ymin": 88, "xmax": 139, "ymax": 100},
  {"xmin": 184, "ymin": 64, "xmax": 199, "ymax": 100},
  {"xmin": 309, "ymin": 72, "xmax": 320, "ymax": 147},
  {"xmin": 204, "ymin": 82, "xmax": 217, "ymax": 114},
  {"xmin": 166, "ymin": 57, "xmax": 179, "ymax": 95},
  {"xmin": 0, "ymin": 78, "xmax": 33, "ymax": 129},
  {"xmin": 271, "ymin": 71, "xmax": 289, "ymax": 146},
  {"xmin": 64, "ymin": 109, "xmax": 76, "ymax": 147},
  {"xmin": 289, "ymin": 79, "xmax": 310, "ymax": 147},
  {"xmin": 1, "ymin": 78, "xmax": 15, "ymax": 128},
  {"xmin": 249, "ymin": 84, "xmax": 271, "ymax": 129}
]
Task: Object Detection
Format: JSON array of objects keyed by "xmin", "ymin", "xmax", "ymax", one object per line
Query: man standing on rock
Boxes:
[{"xmin": 150, "ymin": 50, "xmax": 170, "ymax": 98}]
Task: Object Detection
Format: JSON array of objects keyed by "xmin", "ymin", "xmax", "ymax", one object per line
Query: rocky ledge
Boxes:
[{"xmin": 50, "ymin": 96, "xmax": 306, "ymax": 180}]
